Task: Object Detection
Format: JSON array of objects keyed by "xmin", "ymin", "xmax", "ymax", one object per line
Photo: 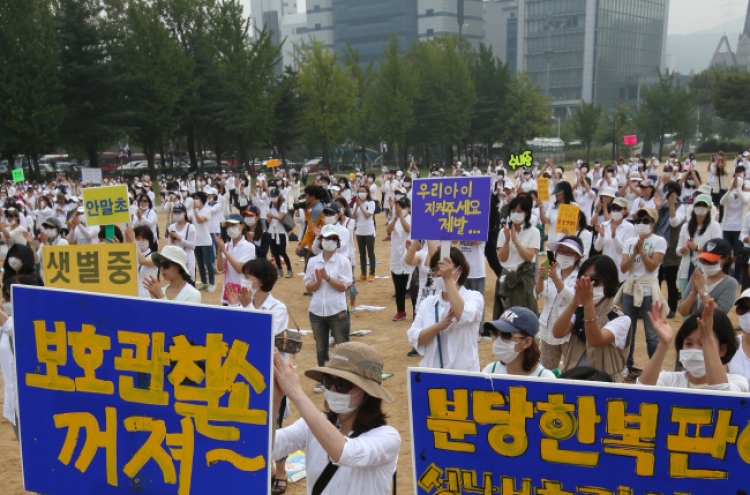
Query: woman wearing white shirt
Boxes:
[
  {"xmin": 591, "ymin": 187, "xmax": 616, "ymax": 226},
  {"xmin": 676, "ymin": 194, "xmax": 723, "ymax": 297},
  {"xmin": 190, "ymin": 191, "xmax": 215, "ymax": 292},
  {"xmin": 729, "ymin": 290, "xmax": 750, "ymax": 382},
  {"xmin": 536, "ymin": 236, "xmax": 584, "ymax": 370},
  {"xmin": 266, "ymin": 189, "xmax": 292, "ymax": 278},
  {"xmin": 131, "ymin": 194, "xmax": 158, "ymax": 241},
  {"xmin": 387, "ymin": 197, "xmax": 412, "ymax": 321},
  {"xmin": 353, "ymin": 186, "xmax": 376, "ymax": 281},
  {"xmin": 305, "ymin": 225, "xmax": 353, "ymax": 392},
  {"xmin": 66, "ymin": 207, "xmax": 99, "ymax": 245},
  {"xmin": 407, "ymin": 248, "xmax": 484, "ymax": 371},
  {"xmin": 595, "ymin": 167, "xmax": 617, "ymax": 191},
  {"xmin": 216, "ymin": 214, "xmax": 256, "ymax": 305},
  {"xmin": 629, "ymin": 179, "xmax": 657, "ymax": 217},
  {"xmin": 720, "ymin": 167, "xmax": 750, "ymax": 281},
  {"xmin": 593, "ymin": 197, "xmax": 634, "ymax": 283},
  {"xmin": 166, "ymin": 204, "xmax": 196, "ymax": 280},
  {"xmin": 125, "ymin": 226, "xmax": 160, "ymax": 299},
  {"xmin": 143, "ymin": 245, "xmax": 201, "ymax": 303},
  {"xmin": 638, "ymin": 299, "xmax": 748, "ymax": 392}
]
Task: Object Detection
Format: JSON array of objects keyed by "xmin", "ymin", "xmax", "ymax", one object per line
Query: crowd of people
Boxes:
[{"xmin": 2, "ymin": 151, "xmax": 750, "ymax": 494}]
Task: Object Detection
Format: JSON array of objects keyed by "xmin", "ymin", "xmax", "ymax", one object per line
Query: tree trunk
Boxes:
[
  {"xmin": 146, "ymin": 147, "xmax": 156, "ymax": 182},
  {"xmin": 158, "ymin": 150, "xmax": 165, "ymax": 181},
  {"xmin": 187, "ymin": 122, "xmax": 198, "ymax": 171},
  {"xmin": 361, "ymin": 145, "xmax": 367, "ymax": 171},
  {"xmin": 586, "ymin": 144, "xmax": 591, "ymax": 163},
  {"xmin": 88, "ymin": 144, "xmax": 99, "ymax": 169},
  {"xmin": 197, "ymin": 136, "xmax": 204, "ymax": 174},
  {"xmin": 322, "ymin": 134, "xmax": 329, "ymax": 169}
]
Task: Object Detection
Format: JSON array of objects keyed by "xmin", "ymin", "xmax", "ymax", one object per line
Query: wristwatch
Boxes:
[{"xmin": 701, "ymin": 291, "xmax": 709, "ymax": 299}]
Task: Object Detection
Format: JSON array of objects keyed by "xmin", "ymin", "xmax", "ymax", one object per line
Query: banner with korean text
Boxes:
[
  {"xmin": 412, "ymin": 177, "xmax": 491, "ymax": 241},
  {"xmin": 14, "ymin": 286, "xmax": 274, "ymax": 495},
  {"xmin": 409, "ymin": 368, "xmax": 750, "ymax": 494},
  {"xmin": 43, "ymin": 243, "xmax": 138, "ymax": 296},
  {"xmin": 82, "ymin": 185, "xmax": 131, "ymax": 226}
]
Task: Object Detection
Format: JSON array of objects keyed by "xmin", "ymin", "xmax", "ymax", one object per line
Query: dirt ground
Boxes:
[{"xmin": 0, "ymin": 187, "xmax": 716, "ymax": 495}]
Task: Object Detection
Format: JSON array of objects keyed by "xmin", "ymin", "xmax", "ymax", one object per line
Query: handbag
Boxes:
[
  {"xmin": 275, "ymin": 309, "xmax": 303, "ymax": 354},
  {"xmin": 280, "ymin": 212, "xmax": 295, "ymax": 233}
]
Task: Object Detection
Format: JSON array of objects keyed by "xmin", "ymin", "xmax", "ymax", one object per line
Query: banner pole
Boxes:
[{"xmin": 440, "ymin": 240, "xmax": 451, "ymax": 260}]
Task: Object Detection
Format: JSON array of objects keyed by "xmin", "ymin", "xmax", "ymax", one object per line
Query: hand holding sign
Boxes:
[
  {"xmin": 12, "ymin": 168, "xmax": 24, "ymax": 183},
  {"xmin": 555, "ymin": 204, "xmax": 580, "ymax": 234}
]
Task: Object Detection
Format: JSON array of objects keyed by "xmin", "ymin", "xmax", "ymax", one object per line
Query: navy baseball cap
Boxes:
[
  {"xmin": 173, "ymin": 204, "xmax": 186, "ymax": 214},
  {"xmin": 483, "ymin": 307, "xmax": 539, "ymax": 337}
]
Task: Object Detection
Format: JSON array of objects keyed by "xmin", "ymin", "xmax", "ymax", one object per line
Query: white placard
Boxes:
[{"xmin": 81, "ymin": 167, "xmax": 103, "ymax": 184}]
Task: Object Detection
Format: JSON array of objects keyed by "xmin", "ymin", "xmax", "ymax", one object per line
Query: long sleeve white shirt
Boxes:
[{"xmin": 304, "ymin": 252, "xmax": 353, "ymax": 316}]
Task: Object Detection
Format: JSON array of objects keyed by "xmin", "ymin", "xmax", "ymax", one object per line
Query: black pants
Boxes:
[
  {"xmin": 485, "ymin": 229, "xmax": 502, "ymax": 277},
  {"xmin": 712, "ymin": 190, "xmax": 726, "ymax": 223},
  {"xmin": 270, "ymin": 234, "xmax": 292, "ymax": 271},
  {"xmin": 392, "ymin": 272, "xmax": 410, "ymax": 313},
  {"xmin": 228, "ymin": 188, "xmax": 237, "ymax": 210},
  {"xmin": 658, "ymin": 264, "xmax": 679, "ymax": 313},
  {"xmin": 740, "ymin": 248, "xmax": 750, "ymax": 292},
  {"xmin": 357, "ymin": 234, "xmax": 376, "ymax": 275}
]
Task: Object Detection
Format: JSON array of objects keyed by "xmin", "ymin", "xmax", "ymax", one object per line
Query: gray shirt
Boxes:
[{"xmin": 682, "ymin": 275, "xmax": 738, "ymax": 316}]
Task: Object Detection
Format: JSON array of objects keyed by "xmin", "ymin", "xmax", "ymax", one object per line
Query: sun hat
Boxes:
[
  {"xmin": 637, "ymin": 207, "xmax": 658, "ymax": 223},
  {"xmin": 600, "ymin": 187, "xmax": 617, "ymax": 198},
  {"xmin": 483, "ymin": 307, "xmax": 539, "ymax": 338},
  {"xmin": 696, "ymin": 184, "xmax": 712, "ymax": 195},
  {"xmin": 151, "ymin": 245, "xmax": 190, "ymax": 274},
  {"xmin": 42, "ymin": 217, "xmax": 62, "ymax": 229},
  {"xmin": 305, "ymin": 342, "xmax": 393, "ymax": 402},
  {"xmin": 698, "ymin": 238, "xmax": 732, "ymax": 263},
  {"xmin": 321, "ymin": 224, "xmax": 338, "ymax": 238},
  {"xmin": 612, "ymin": 197, "xmax": 629, "ymax": 210}
]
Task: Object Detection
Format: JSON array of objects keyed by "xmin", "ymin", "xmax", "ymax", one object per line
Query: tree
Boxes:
[
  {"xmin": 503, "ymin": 71, "xmax": 551, "ymax": 152},
  {"xmin": 597, "ymin": 104, "xmax": 634, "ymax": 161},
  {"xmin": 369, "ymin": 36, "xmax": 418, "ymax": 168},
  {"xmin": 296, "ymin": 41, "xmax": 355, "ymax": 169},
  {"xmin": 121, "ymin": 0, "xmax": 192, "ymax": 179},
  {"xmin": 569, "ymin": 102, "xmax": 602, "ymax": 162},
  {"xmin": 714, "ymin": 69, "xmax": 750, "ymax": 125},
  {"xmin": 343, "ymin": 44, "xmax": 375, "ymax": 169},
  {"xmin": 0, "ymin": 0, "xmax": 63, "ymax": 177},
  {"xmin": 272, "ymin": 67, "xmax": 305, "ymax": 166},
  {"xmin": 634, "ymin": 70, "xmax": 694, "ymax": 160},
  {"xmin": 469, "ymin": 43, "xmax": 510, "ymax": 164}
]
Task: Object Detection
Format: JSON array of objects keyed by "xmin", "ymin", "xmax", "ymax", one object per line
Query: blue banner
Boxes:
[
  {"xmin": 409, "ymin": 368, "xmax": 750, "ymax": 494},
  {"xmin": 412, "ymin": 177, "xmax": 491, "ymax": 242},
  {"xmin": 13, "ymin": 286, "xmax": 274, "ymax": 495}
]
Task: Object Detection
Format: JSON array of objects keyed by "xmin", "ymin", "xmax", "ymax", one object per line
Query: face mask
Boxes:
[
  {"xmin": 693, "ymin": 207, "xmax": 708, "ymax": 217},
  {"xmin": 610, "ymin": 211, "xmax": 623, "ymax": 222},
  {"xmin": 173, "ymin": 213, "xmax": 184, "ymax": 222},
  {"xmin": 700, "ymin": 262, "xmax": 722, "ymax": 277},
  {"xmin": 241, "ymin": 278, "xmax": 257, "ymax": 297},
  {"xmin": 339, "ymin": 183, "xmax": 346, "ymax": 188},
  {"xmin": 8, "ymin": 257, "xmax": 22, "ymax": 271},
  {"xmin": 493, "ymin": 337, "xmax": 521, "ymax": 364},
  {"xmin": 367, "ymin": 178, "xmax": 374, "ymax": 183},
  {"xmin": 679, "ymin": 349, "xmax": 706, "ymax": 378},
  {"xmin": 524, "ymin": 173, "xmax": 531, "ymax": 179},
  {"xmin": 44, "ymin": 228, "xmax": 58, "ymax": 239},
  {"xmin": 140, "ymin": 205, "xmax": 148, "ymax": 211},
  {"xmin": 686, "ymin": 180, "xmax": 695, "ymax": 187},
  {"xmin": 245, "ymin": 217, "xmax": 257, "ymax": 226},
  {"xmin": 432, "ymin": 277, "xmax": 445, "ymax": 294},
  {"xmin": 181, "ymin": 192, "xmax": 187, "ymax": 197},
  {"xmin": 357, "ymin": 192, "xmax": 368, "ymax": 201},
  {"xmin": 556, "ymin": 254, "xmax": 576, "ymax": 270},
  {"xmin": 1, "ymin": 302, "xmax": 11, "ymax": 316},
  {"xmin": 593, "ymin": 287, "xmax": 605, "ymax": 305},
  {"xmin": 740, "ymin": 313, "xmax": 750, "ymax": 333},
  {"xmin": 136, "ymin": 240, "xmax": 150, "ymax": 252},
  {"xmin": 227, "ymin": 226, "xmax": 242, "ymax": 239},
  {"xmin": 636, "ymin": 224, "xmax": 651, "ymax": 235},
  {"xmin": 324, "ymin": 215, "xmax": 337, "ymax": 225},
  {"xmin": 321, "ymin": 239, "xmax": 338, "ymax": 252},
  {"xmin": 510, "ymin": 212, "xmax": 526, "ymax": 225},
  {"xmin": 324, "ymin": 388, "xmax": 362, "ymax": 414}
]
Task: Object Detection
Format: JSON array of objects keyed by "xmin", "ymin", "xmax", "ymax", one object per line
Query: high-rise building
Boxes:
[
  {"xmin": 516, "ymin": 0, "xmax": 669, "ymax": 115},
  {"xmin": 483, "ymin": 0, "xmax": 518, "ymax": 73},
  {"xmin": 417, "ymin": 0, "xmax": 484, "ymax": 48}
]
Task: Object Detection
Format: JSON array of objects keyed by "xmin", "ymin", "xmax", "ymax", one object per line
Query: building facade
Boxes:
[
  {"xmin": 417, "ymin": 0, "xmax": 484, "ymax": 48},
  {"xmin": 483, "ymin": 0, "xmax": 519, "ymax": 73}
]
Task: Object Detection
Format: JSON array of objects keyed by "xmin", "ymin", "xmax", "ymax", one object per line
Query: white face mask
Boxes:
[
  {"xmin": 556, "ymin": 254, "xmax": 577, "ymax": 270},
  {"xmin": 740, "ymin": 313, "xmax": 750, "ymax": 333},
  {"xmin": 8, "ymin": 257, "xmax": 22, "ymax": 271},
  {"xmin": 432, "ymin": 277, "xmax": 445, "ymax": 293},
  {"xmin": 510, "ymin": 212, "xmax": 525, "ymax": 225},
  {"xmin": 1, "ymin": 302, "xmax": 11, "ymax": 316},
  {"xmin": 241, "ymin": 278, "xmax": 257, "ymax": 299},
  {"xmin": 173, "ymin": 213, "xmax": 184, "ymax": 222},
  {"xmin": 321, "ymin": 239, "xmax": 338, "ymax": 252},
  {"xmin": 679, "ymin": 349, "xmax": 706, "ymax": 378},
  {"xmin": 139, "ymin": 205, "xmax": 148, "ymax": 211},
  {"xmin": 610, "ymin": 211, "xmax": 623, "ymax": 222},
  {"xmin": 227, "ymin": 226, "xmax": 242, "ymax": 239},
  {"xmin": 136, "ymin": 240, "xmax": 150, "ymax": 252},
  {"xmin": 693, "ymin": 206, "xmax": 708, "ymax": 217},
  {"xmin": 636, "ymin": 224, "xmax": 651, "ymax": 235},
  {"xmin": 44, "ymin": 228, "xmax": 58, "ymax": 239},
  {"xmin": 700, "ymin": 261, "xmax": 722, "ymax": 277},
  {"xmin": 245, "ymin": 217, "xmax": 257, "ymax": 226},
  {"xmin": 592, "ymin": 286, "xmax": 605, "ymax": 305},
  {"xmin": 358, "ymin": 192, "xmax": 367, "ymax": 200},
  {"xmin": 367, "ymin": 178, "xmax": 374, "ymax": 183},
  {"xmin": 324, "ymin": 215, "xmax": 337, "ymax": 225},
  {"xmin": 324, "ymin": 388, "xmax": 362, "ymax": 414},
  {"xmin": 493, "ymin": 337, "xmax": 521, "ymax": 364}
]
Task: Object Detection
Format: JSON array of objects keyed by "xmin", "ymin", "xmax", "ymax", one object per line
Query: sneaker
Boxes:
[
  {"xmin": 216, "ymin": 269, "xmax": 225, "ymax": 275},
  {"xmin": 195, "ymin": 282, "xmax": 207, "ymax": 290},
  {"xmin": 667, "ymin": 311, "xmax": 675, "ymax": 319},
  {"xmin": 392, "ymin": 312, "xmax": 407, "ymax": 321},
  {"xmin": 407, "ymin": 348, "xmax": 419, "ymax": 357},
  {"xmin": 278, "ymin": 268, "xmax": 284, "ymax": 278},
  {"xmin": 206, "ymin": 283, "xmax": 217, "ymax": 293},
  {"xmin": 368, "ymin": 274, "xmax": 375, "ymax": 281},
  {"xmin": 358, "ymin": 274, "xmax": 367, "ymax": 281},
  {"xmin": 348, "ymin": 306, "xmax": 356, "ymax": 313},
  {"xmin": 383, "ymin": 235, "xmax": 391, "ymax": 241},
  {"xmin": 286, "ymin": 270, "xmax": 293, "ymax": 278},
  {"xmin": 313, "ymin": 383, "xmax": 325, "ymax": 393}
]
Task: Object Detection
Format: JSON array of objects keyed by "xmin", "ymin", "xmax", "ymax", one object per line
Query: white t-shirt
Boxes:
[
  {"xmin": 354, "ymin": 201, "xmax": 376, "ymax": 236},
  {"xmin": 389, "ymin": 214, "xmax": 412, "ymax": 275},
  {"xmin": 482, "ymin": 361, "xmax": 556, "ymax": 378},
  {"xmin": 220, "ymin": 238, "xmax": 256, "ymax": 304},
  {"xmin": 496, "ymin": 226, "xmax": 540, "ymax": 271},
  {"xmin": 574, "ymin": 188, "xmax": 596, "ymax": 223},
  {"xmin": 193, "ymin": 206, "xmax": 212, "ymax": 246},
  {"xmin": 593, "ymin": 220, "xmax": 636, "ymax": 283},
  {"xmin": 629, "ymin": 197, "xmax": 656, "ymax": 218},
  {"xmin": 459, "ymin": 241, "xmax": 486, "ymax": 279},
  {"xmin": 728, "ymin": 334, "xmax": 750, "ymax": 382},
  {"xmin": 676, "ymin": 220, "xmax": 724, "ymax": 279},
  {"xmin": 623, "ymin": 234, "xmax": 667, "ymax": 292},
  {"xmin": 642, "ymin": 370, "xmax": 749, "ymax": 393}
]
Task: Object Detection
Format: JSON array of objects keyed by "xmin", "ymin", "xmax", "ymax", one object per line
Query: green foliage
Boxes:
[
  {"xmin": 272, "ymin": 67, "xmax": 305, "ymax": 164},
  {"xmin": 343, "ymin": 44, "xmax": 375, "ymax": 167},
  {"xmin": 503, "ymin": 71, "xmax": 551, "ymax": 152},
  {"xmin": 714, "ymin": 70, "xmax": 750, "ymax": 125},
  {"xmin": 597, "ymin": 104, "xmax": 634, "ymax": 161},
  {"xmin": 469, "ymin": 43, "xmax": 510, "ymax": 158},
  {"xmin": 696, "ymin": 138, "xmax": 750, "ymax": 154},
  {"xmin": 569, "ymin": 102, "xmax": 602, "ymax": 161}
]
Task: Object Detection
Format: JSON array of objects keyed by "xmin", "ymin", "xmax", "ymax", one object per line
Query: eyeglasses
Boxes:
[
  {"xmin": 160, "ymin": 260, "xmax": 173, "ymax": 269},
  {"xmin": 498, "ymin": 331, "xmax": 525, "ymax": 343},
  {"xmin": 609, "ymin": 207, "xmax": 623, "ymax": 212},
  {"xmin": 322, "ymin": 374, "xmax": 354, "ymax": 393},
  {"xmin": 633, "ymin": 218, "xmax": 653, "ymax": 225}
]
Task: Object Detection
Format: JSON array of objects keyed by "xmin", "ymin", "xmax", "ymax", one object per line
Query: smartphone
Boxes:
[{"xmin": 547, "ymin": 250, "xmax": 556, "ymax": 264}]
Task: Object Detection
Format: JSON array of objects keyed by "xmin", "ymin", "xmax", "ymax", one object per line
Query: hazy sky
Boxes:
[{"xmin": 668, "ymin": 0, "xmax": 747, "ymax": 34}]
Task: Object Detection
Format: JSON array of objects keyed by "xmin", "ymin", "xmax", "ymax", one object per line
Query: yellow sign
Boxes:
[
  {"xmin": 555, "ymin": 204, "xmax": 580, "ymax": 234},
  {"xmin": 43, "ymin": 244, "xmax": 138, "ymax": 296},
  {"xmin": 537, "ymin": 178, "xmax": 550, "ymax": 201},
  {"xmin": 82, "ymin": 185, "xmax": 130, "ymax": 226},
  {"xmin": 266, "ymin": 159, "xmax": 279, "ymax": 168}
]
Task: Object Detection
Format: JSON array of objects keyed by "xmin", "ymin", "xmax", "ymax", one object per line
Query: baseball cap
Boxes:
[
  {"xmin": 322, "ymin": 202, "xmax": 340, "ymax": 214},
  {"xmin": 637, "ymin": 207, "xmax": 658, "ymax": 223},
  {"xmin": 612, "ymin": 197, "xmax": 629, "ymax": 210},
  {"xmin": 693, "ymin": 194, "xmax": 712, "ymax": 207},
  {"xmin": 42, "ymin": 217, "xmax": 62, "ymax": 229},
  {"xmin": 223, "ymin": 213, "xmax": 242, "ymax": 224},
  {"xmin": 173, "ymin": 204, "xmax": 187, "ymax": 214},
  {"xmin": 270, "ymin": 188, "xmax": 280, "ymax": 197},
  {"xmin": 639, "ymin": 179, "xmax": 655, "ymax": 188},
  {"xmin": 698, "ymin": 238, "xmax": 732, "ymax": 263},
  {"xmin": 629, "ymin": 172, "xmax": 641, "ymax": 181},
  {"xmin": 483, "ymin": 307, "xmax": 539, "ymax": 338},
  {"xmin": 321, "ymin": 224, "xmax": 339, "ymax": 238},
  {"xmin": 242, "ymin": 205, "xmax": 260, "ymax": 217},
  {"xmin": 396, "ymin": 196, "xmax": 411, "ymax": 207}
]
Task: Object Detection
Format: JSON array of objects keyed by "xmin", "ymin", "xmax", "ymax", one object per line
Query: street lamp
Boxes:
[{"xmin": 551, "ymin": 116, "xmax": 560, "ymax": 139}]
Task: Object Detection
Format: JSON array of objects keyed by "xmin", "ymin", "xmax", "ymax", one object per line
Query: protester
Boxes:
[
  {"xmin": 353, "ymin": 185, "xmax": 377, "ymax": 281},
  {"xmin": 272, "ymin": 342, "xmax": 400, "ymax": 495},
  {"xmin": 216, "ymin": 214, "xmax": 256, "ymax": 306},
  {"xmin": 678, "ymin": 238, "xmax": 737, "ymax": 317},
  {"xmin": 729, "ymin": 289, "xmax": 750, "ymax": 382},
  {"xmin": 629, "ymin": 179, "xmax": 656, "ymax": 217},
  {"xmin": 720, "ymin": 166, "xmax": 750, "ymax": 281},
  {"xmin": 190, "ymin": 191, "xmax": 215, "ymax": 292},
  {"xmin": 143, "ymin": 245, "xmax": 201, "ymax": 303},
  {"xmin": 125, "ymin": 226, "xmax": 159, "ymax": 299},
  {"xmin": 540, "ymin": 180, "xmax": 577, "ymax": 246},
  {"xmin": 387, "ymin": 196, "xmax": 412, "ymax": 321},
  {"xmin": 638, "ymin": 300, "xmax": 748, "ymax": 392},
  {"xmin": 131, "ymin": 194, "xmax": 158, "ymax": 240},
  {"xmin": 267, "ymin": 189, "xmax": 293, "ymax": 278},
  {"xmin": 3, "ymin": 244, "xmax": 42, "ymax": 286},
  {"xmin": 676, "ymin": 194, "xmax": 723, "ymax": 297},
  {"xmin": 483, "ymin": 306, "xmax": 556, "ymax": 378},
  {"xmin": 243, "ymin": 204, "xmax": 269, "ymax": 259},
  {"xmin": 407, "ymin": 248, "xmax": 483, "ymax": 371},
  {"xmin": 36, "ymin": 216, "xmax": 68, "ymax": 281},
  {"xmin": 166, "ymin": 203, "xmax": 196, "ymax": 279},
  {"xmin": 593, "ymin": 197, "xmax": 633, "ymax": 283},
  {"xmin": 552, "ymin": 255, "xmax": 631, "ymax": 382}
]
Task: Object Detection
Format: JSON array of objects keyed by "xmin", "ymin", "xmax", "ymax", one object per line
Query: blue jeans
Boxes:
[
  {"xmin": 211, "ymin": 232, "xmax": 219, "ymax": 265},
  {"xmin": 195, "ymin": 245, "xmax": 215, "ymax": 285},
  {"xmin": 622, "ymin": 293, "xmax": 658, "ymax": 367},
  {"xmin": 309, "ymin": 311, "xmax": 350, "ymax": 367}
]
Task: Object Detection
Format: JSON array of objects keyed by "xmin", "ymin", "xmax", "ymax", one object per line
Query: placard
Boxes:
[
  {"xmin": 266, "ymin": 159, "xmax": 279, "ymax": 168},
  {"xmin": 82, "ymin": 168, "xmax": 104, "ymax": 185},
  {"xmin": 14, "ymin": 286, "xmax": 274, "ymax": 495},
  {"xmin": 624, "ymin": 135, "xmax": 637, "ymax": 146},
  {"xmin": 43, "ymin": 243, "xmax": 138, "ymax": 296},
  {"xmin": 82, "ymin": 185, "xmax": 131, "ymax": 226},
  {"xmin": 13, "ymin": 168, "xmax": 24, "ymax": 182},
  {"xmin": 508, "ymin": 150, "xmax": 533, "ymax": 170},
  {"xmin": 555, "ymin": 204, "xmax": 580, "ymax": 234},
  {"xmin": 409, "ymin": 368, "xmax": 750, "ymax": 495},
  {"xmin": 412, "ymin": 177, "xmax": 491, "ymax": 241},
  {"xmin": 537, "ymin": 177, "xmax": 549, "ymax": 201}
]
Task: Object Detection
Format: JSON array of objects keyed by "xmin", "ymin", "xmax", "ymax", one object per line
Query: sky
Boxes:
[{"xmin": 668, "ymin": 0, "xmax": 748, "ymax": 35}]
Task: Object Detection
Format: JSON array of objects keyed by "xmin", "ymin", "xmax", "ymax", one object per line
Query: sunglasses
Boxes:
[
  {"xmin": 737, "ymin": 304, "xmax": 750, "ymax": 316},
  {"xmin": 160, "ymin": 260, "xmax": 173, "ymax": 269},
  {"xmin": 498, "ymin": 331, "xmax": 525, "ymax": 342},
  {"xmin": 322, "ymin": 374, "xmax": 354, "ymax": 393},
  {"xmin": 633, "ymin": 218, "xmax": 653, "ymax": 225}
]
